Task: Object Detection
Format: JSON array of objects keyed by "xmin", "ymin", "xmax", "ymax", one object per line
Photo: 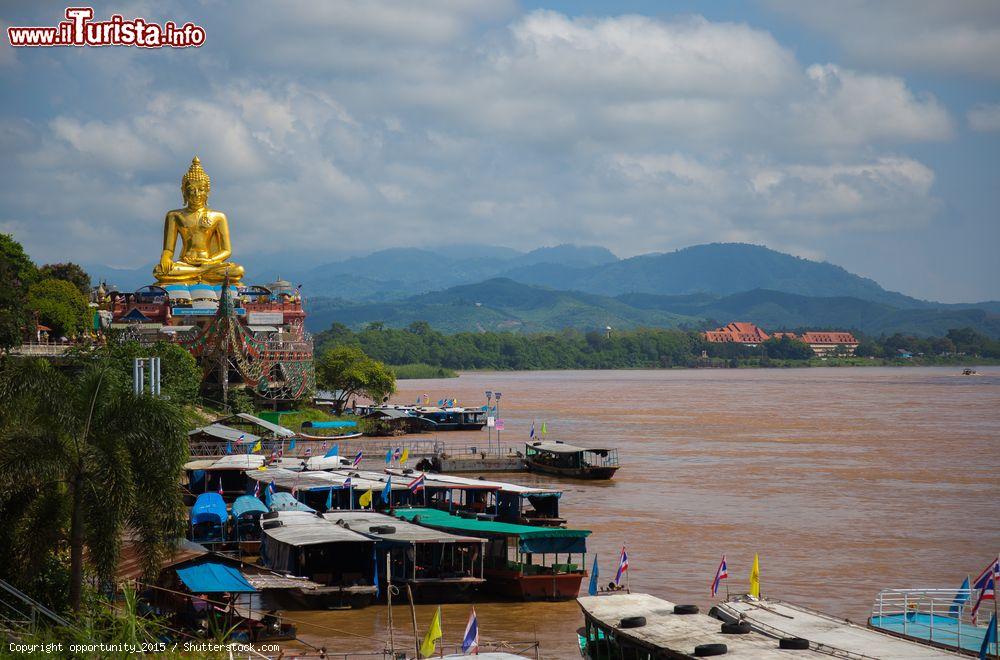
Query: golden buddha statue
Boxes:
[{"xmin": 152, "ymin": 157, "xmax": 245, "ymax": 285}]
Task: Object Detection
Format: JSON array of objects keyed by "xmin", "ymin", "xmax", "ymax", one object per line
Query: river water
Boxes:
[{"xmin": 288, "ymin": 367, "xmax": 1000, "ymax": 658}]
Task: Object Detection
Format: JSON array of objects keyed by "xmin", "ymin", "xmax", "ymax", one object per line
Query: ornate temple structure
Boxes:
[{"xmin": 102, "ymin": 157, "xmax": 315, "ymax": 405}]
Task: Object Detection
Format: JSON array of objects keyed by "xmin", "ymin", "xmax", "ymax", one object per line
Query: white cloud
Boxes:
[{"xmin": 967, "ymin": 103, "xmax": 1000, "ymax": 132}]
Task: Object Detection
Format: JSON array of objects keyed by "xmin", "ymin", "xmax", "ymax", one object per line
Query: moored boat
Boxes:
[
  {"xmin": 231, "ymin": 494, "xmax": 268, "ymax": 553},
  {"xmin": 396, "ymin": 507, "xmax": 590, "ymax": 601},
  {"xmin": 189, "ymin": 492, "xmax": 228, "ymax": 544},
  {"xmin": 525, "ymin": 441, "xmax": 620, "ymax": 480}
]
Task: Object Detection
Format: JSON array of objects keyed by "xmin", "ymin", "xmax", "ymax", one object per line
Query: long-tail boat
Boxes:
[
  {"xmin": 231, "ymin": 494, "xmax": 268, "ymax": 553},
  {"xmin": 189, "ymin": 492, "xmax": 228, "ymax": 544},
  {"xmin": 328, "ymin": 511, "xmax": 487, "ymax": 602},
  {"xmin": 525, "ymin": 441, "xmax": 620, "ymax": 480},
  {"xmin": 396, "ymin": 508, "xmax": 590, "ymax": 601}
]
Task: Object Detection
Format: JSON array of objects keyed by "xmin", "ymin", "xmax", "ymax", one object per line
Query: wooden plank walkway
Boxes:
[
  {"xmin": 578, "ymin": 593, "xmax": 830, "ymax": 658},
  {"xmin": 712, "ymin": 598, "xmax": 964, "ymax": 659}
]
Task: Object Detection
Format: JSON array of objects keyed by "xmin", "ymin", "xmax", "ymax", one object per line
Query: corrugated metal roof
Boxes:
[
  {"xmin": 117, "ymin": 538, "xmax": 207, "ymax": 581},
  {"xmin": 396, "ymin": 508, "xmax": 590, "ymax": 541},
  {"xmin": 211, "ymin": 454, "xmax": 266, "ymax": 470},
  {"xmin": 232, "ymin": 413, "xmax": 295, "ymax": 437},
  {"xmin": 247, "ymin": 467, "xmax": 405, "ymax": 492},
  {"xmin": 527, "ymin": 440, "xmax": 613, "ymax": 454},
  {"xmin": 384, "ymin": 469, "xmax": 559, "ymax": 496},
  {"xmin": 324, "ymin": 511, "xmax": 485, "ymax": 545},
  {"xmin": 187, "ymin": 423, "xmax": 262, "ymax": 444},
  {"xmin": 261, "ymin": 510, "xmax": 373, "ymax": 547}
]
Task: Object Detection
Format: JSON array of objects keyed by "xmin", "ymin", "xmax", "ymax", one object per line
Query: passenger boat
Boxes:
[
  {"xmin": 267, "ymin": 492, "xmax": 315, "ymax": 513},
  {"xmin": 258, "ymin": 510, "xmax": 378, "ymax": 608},
  {"xmin": 329, "ymin": 510, "xmax": 486, "ymax": 602},
  {"xmin": 866, "ymin": 588, "xmax": 993, "ymax": 656},
  {"xmin": 396, "ymin": 508, "xmax": 590, "ymax": 601},
  {"xmin": 297, "ymin": 419, "xmax": 363, "ymax": 441},
  {"xmin": 356, "ymin": 404, "xmax": 487, "ymax": 431},
  {"xmin": 579, "ymin": 592, "xmax": 830, "ymax": 659},
  {"xmin": 385, "ymin": 468, "xmax": 567, "ymax": 526},
  {"xmin": 183, "ymin": 454, "xmax": 265, "ymax": 503},
  {"xmin": 231, "ymin": 494, "xmax": 268, "ymax": 553},
  {"xmin": 525, "ymin": 441, "xmax": 620, "ymax": 480},
  {"xmin": 189, "ymin": 492, "xmax": 228, "ymax": 544},
  {"xmin": 712, "ymin": 594, "xmax": 965, "ymax": 658}
]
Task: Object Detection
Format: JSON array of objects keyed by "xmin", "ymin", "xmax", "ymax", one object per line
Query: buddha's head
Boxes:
[{"xmin": 181, "ymin": 156, "xmax": 211, "ymax": 208}]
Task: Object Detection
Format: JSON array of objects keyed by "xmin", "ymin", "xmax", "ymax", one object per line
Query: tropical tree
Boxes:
[
  {"xmin": 315, "ymin": 345, "xmax": 396, "ymax": 414},
  {"xmin": 27, "ymin": 278, "xmax": 91, "ymax": 338},
  {"xmin": 39, "ymin": 262, "xmax": 92, "ymax": 296},
  {"xmin": 0, "ymin": 356, "xmax": 189, "ymax": 611},
  {"xmin": 0, "ymin": 233, "xmax": 38, "ymax": 350}
]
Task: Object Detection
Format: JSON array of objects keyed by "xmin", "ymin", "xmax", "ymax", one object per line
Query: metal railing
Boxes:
[
  {"xmin": 871, "ymin": 588, "xmax": 993, "ymax": 652},
  {"xmin": 7, "ymin": 342, "xmax": 70, "ymax": 356},
  {"xmin": 0, "ymin": 579, "xmax": 75, "ymax": 637}
]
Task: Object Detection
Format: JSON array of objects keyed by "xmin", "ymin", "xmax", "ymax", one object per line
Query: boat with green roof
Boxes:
[{"xmin": 395, "ymin": 507, "xmax": 590, "ymax": 601}]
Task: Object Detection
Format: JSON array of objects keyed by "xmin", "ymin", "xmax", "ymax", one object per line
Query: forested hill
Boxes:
[{"xmin": 305, "ymin": 279, "xmax": 1000, "ymax": 338}]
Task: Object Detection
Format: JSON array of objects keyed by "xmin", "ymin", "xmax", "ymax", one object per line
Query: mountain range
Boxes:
[{"xmin": 85, "ymin": 242, "xmax": 1000, "ymax": 337}]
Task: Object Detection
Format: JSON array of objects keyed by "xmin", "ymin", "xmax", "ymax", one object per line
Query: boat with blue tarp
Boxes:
[
  {"xmin": 395, "ymin": 507, "xmax": 590, "ymax": 600},
  {"xmin": 298, "ymin": 419, "xmax": 363, "ymax": 441},
  {"xmin": 231, "ymin": 495, "xmax": 268, "ymax": 551},
  {"xmin": 189, "ymin": 492, "xmax": 228, "ymax": 544},
  {"xmin": 268, "ymin": 491, "xmax": 316, "ymax": 513}
]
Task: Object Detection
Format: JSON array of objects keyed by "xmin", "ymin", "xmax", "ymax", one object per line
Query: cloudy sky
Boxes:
[{"xmin": 1, "ymin": 1, "xmax": 998, "ymax": 301}]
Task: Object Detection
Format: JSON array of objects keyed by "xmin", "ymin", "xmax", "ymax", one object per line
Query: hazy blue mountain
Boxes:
[{"xmin": 305, "ymin": 279, "xmax": 1000, "ymax": 338}]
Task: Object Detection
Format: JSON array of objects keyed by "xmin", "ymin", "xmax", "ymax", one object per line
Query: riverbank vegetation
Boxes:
[{"xmin": 316, "ymin": 321, "xmax": 1000, "ymax": 371}]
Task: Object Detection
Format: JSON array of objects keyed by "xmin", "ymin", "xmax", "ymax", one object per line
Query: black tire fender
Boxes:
[
  {"xmin": 720, "ymin": 622, "xmax": 751, "ymax": 634},
  {"xmin": 779, "ymin": 637, "xmax": 810, "ymax": 650},
  {"xmin": 618, "ymin": 616, "xmax": 646, "ymax": 629},
  {"xmin": 674, "ymin": 604, "xmax": 700, "ymax": 615},
  {"xmin": 694, "ymin": 643, "xmax": 727, "ymax": 656}
]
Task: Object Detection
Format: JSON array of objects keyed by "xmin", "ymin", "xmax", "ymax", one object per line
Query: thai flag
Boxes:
[
  {"xmin": 711, "ymin": 556, "xmax": 728, "ymax": 597},
  {"xmin": 305, "ymin": 447, "xmax": 312, "ymax": 456},
  {"xmin": 529, "ymin": 421, "xmax": 535, "ymax": 438},
  {"xmin": 267, "ymin": 480, "xmax": 275, "ymax": 495},
  {"xmin": 393, "ymin": 447, "xmax": 402, "ymax": 460},
  {"xmin": 352, "ymin": 450, "xmax": 363, "ymax": 467},
  {"xmin": 461, "ymin": 607, "xmax": 479, "ymax": 655},
  {"xmin": 235, "ymin": 433, "xmax": 245, "ymax": 445},
  {"xmin": 972, "ymin": 575, "xmax": 995, "ymax": 624},
  {"xmin": 974, "ymin": 558, "xmax": 1000, "ymax": 590},
  {"xmin": 343, "ymin": 477, "xmax": 352, "ymax": 490},
  {"xmin": 408, "ymin": 474, "xmax": 426, "ymax": 494},
  {"xmin": 217, "ymin": 477, "xmax": 224, "ymax": 496},
  {"xmin": 253, "ymin": 481, "xmax": 260, "ymax": 498},
  {"xmin": 615, "ymin": 546, "xmax": 629, "ymax": 586}
]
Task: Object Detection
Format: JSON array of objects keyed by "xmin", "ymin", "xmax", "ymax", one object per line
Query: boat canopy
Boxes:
[
  {"xmin": 268, "ymin": 492, "xmax": 315, "ymax": 512},
  {"xmin": 396, "ymin": 508, "xmax": 589, "ymax": 554},
  {"xmin": 190, "ymin": 493, "xmax": 228, "ymax": 525},
  {"xmin": 302, "ymin": 420, "xmax": 357, "ymax": 429},
  {"xmin": 527, "ymin": 440, "xmax": 613, "ymax": 454},
  {"xmin": 187, "ymin": 423, "xmax": 262, "ymax": 445},
  {"xmin": 261, "ymin": 510, "xmax": 372, "ymax": 547},
  {"xmin": 232, "ymin": 495, "xmax": 268, "ymax": 519},
  {"xmin": 325, "ymin": 511, "xmax": 484, "ymax": 545},
  {"xmin": 385, "ymin": 469, "xmax": 560, "ymax": 496},
  {"xmin": 176, "ymin": 562, "xmax": 256, "ymax": 594}
]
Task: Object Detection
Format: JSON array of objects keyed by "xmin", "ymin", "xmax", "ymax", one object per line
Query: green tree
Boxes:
[
  {"xmin": 39, "ymin": 262, "xmax": 92, "ymax": 296},
  {"xmin": 316, "ymin": 345, "xmax": 396, "ymax": 414},
  {"xmin": 0, "ymin": 357, "xmax": 189, "ymax": 611},
  {"xmin": 762, "ymin": 335, "xmax": 814, "ymax": 360},
  {"xmin": 27, "ymin": 278, "xmax": 91, "ymax": 338},
  {"xmin": 74, "ymin": 337, "xmax": 202, "ymax": 402},
  {"xmin": 0, "ymin": 234, "xmax": 38, "ymax": 350}
]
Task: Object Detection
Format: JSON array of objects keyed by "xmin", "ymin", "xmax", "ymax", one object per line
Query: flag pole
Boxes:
[
  {"xmin": 386, "ymin": 552, "xmax": 395, "ymax": 654},
  {"xmin": 625, "ymin": 545, "xmax": 630, "ymax": 594}
]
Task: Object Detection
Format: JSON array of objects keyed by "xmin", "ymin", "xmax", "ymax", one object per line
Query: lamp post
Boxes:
[
  {"xmin": 485, "ymin": 390, "xmax": 494, "ymax": 455},
  {"xmin": 494, "ymin": 391, "xmax": 502, "ymax": 456}
]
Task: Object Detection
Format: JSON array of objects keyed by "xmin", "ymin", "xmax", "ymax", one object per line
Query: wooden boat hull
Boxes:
[
  {"xmin": 485, "ymin": 568, "xmax": 585, "ymax": 601},
  {"xmin": 295, "ymin": 431, "xmax": 363, "ymax": 441},
  {"xmin": 526, "ymin": 462, "xmax": 620, "ymax": 480}
]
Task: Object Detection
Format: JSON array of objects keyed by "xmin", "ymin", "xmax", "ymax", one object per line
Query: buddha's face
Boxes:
[{"xmin": 184, "ymin": 180, "xmax": 209, "ymax": 208}]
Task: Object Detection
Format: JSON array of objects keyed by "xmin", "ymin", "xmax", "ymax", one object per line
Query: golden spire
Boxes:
[{"xmin": 182, "ymin": 155, "xmax": 210, "ymax": 191}]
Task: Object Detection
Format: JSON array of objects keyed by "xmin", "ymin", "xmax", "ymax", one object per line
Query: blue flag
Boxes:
[
  {"xmin": 225, "ymin": 439, "xmax": 232, "ymax": 455},
  {"xmin": 324, "ymin": 443, "xmax": 339, "ymax": 458},
  {"xmin": 981, "ymin": 612, "xmax": 997, "ymax": 660},
  {"xmin": 385, "ymin": 449, "xmax": 392, "ymax": 465},
  {"xmin": 381, "ymin": 476, "xmax": 392, "ymax": 504},
  {"xmin": 373, "ymin": 547, "xmax": 381, "ymax": 599},
  {"xmin": 589, "ymin": 554, "xmax": 600, "ymax": 596},
  {"xmin": 288, "ymin": 437, "xmax": 296, "ymax": 451},
  {"xmin": 950, "ymin": 577, "xmax": 971, "ymax": 615},
  {"xmin": 326, "ymin": 486, "xmax": 333, "ymax": 510}
]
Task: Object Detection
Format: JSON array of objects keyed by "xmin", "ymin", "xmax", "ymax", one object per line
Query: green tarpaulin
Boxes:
[{"xmin": 395, "ymin": 508, "xmax": 589, "ymax": 553}]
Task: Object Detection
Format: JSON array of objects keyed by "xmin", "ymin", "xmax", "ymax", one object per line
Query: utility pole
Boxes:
[{"xmin": 495, "ymin": 391, "xmax": 502, "ymax": 455}]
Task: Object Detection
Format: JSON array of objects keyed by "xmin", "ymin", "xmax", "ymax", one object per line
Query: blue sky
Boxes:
[{"xmin": 1, "ymin": 1, "xmax": 998, "ymax": 302}]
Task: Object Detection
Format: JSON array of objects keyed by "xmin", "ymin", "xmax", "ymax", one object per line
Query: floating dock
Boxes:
[
  {"xmin": 712, "ymin": 597, "xmax": 965, "ymax": 659},
  {"xmin": 579, "ymin": 593, "xmax": 830, "ymax": 658}
]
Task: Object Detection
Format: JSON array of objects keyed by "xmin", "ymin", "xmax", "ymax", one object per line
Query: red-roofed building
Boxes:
[
  {"xmin": 703, "ymin": 322, "xmax": 770, "ymax": 346},
  {"xmin": 799, "ymin": 331, "xmax": 859, "ymax": 356}
]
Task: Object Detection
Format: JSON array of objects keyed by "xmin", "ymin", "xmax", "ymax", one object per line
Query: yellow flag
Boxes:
[
  {"xmin": 419, "ymin": 606, "xmax": 443, "ymax": 658},
  {"xmin": 400, "ymin": 448, "xmax": 409, "ymax": 465},
  {"xmin": 251, "ymin": 439, "xmax": 262, "ymax": 452},
  {"xmin": 359, "ymin": 488, "xmax": 373, "ymax": 508},
  {"xmin": 749, "ymin": 553, "xmax": 760, "ymax": 599}
]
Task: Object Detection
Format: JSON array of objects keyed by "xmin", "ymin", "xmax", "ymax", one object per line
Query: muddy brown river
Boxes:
[{"xmin": 284, "ymin": 367, "xmax": 1000, "ymax": 658}]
